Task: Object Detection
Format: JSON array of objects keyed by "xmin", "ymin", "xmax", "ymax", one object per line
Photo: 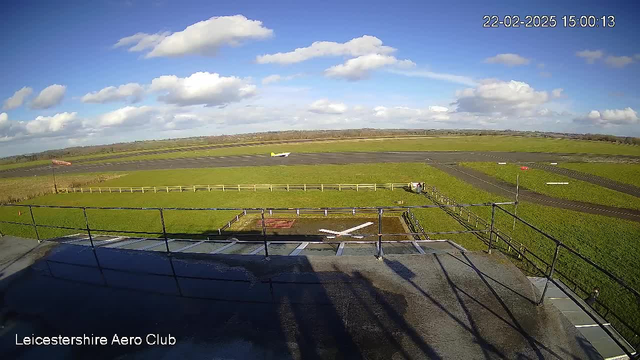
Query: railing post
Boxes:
[
  {"xmin": 321, "ymin": 184, "xmax": 323, "ymax": 192},
  {"xmin": 28, "ymin": 205, "xmax": 40, "ymax": 242},
  {"xmin": 377, "ymin": 208, "xmax": 383, "ymax": 259},
  {"xmin": 488, "ymin": 203, "xmax": 496, "ymax": 254},
  {"xmin": 539, "ymin": 242, "xmax": 561, "ymax": 305},
  {"xmin": 261, "ymin": 209, "xmax": 269, "ymax": 258},
  {"xmin": 82, "ymin": 207, "xmax": 94, "ymax": 250},
  {"xmin": 159, "ymin": 209, "xmax": 170, "ymax": 254}
]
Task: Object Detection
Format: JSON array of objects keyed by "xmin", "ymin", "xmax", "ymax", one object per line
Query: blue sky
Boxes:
[{"xmin": 1, "ymin": 0, "xmax": 639, "ymax": 156}]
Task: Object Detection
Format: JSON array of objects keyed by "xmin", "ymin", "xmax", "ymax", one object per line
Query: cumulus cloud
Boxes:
[
  {"xmin": 308, "ymin": 99, "xmax": 348, "ymax": 114},
  {"xmin": 114, "ymin": 15, "xmax": 273, "ymax": 58},
  {"xmin": 261, "ymin": 74, "xmax": 302, "ymax": 85},
  {"xmin": 29, "ymin": 84, "xmax": 66, "ymax": 109},
  {"xmin": 81, "ymin": 83, "xmax": 145, "ymax": 104},
  {"xmin": 0, "ymin": 113, "xmax": 24, "ymax": 142},
  {"xmin": 25, "ymin": 112, "xmax": 78, "ymax": 134},
  {"xmin": 453, "ymin": 80, "xmax": 550, "ymax": 115},
  {"xmin": 576, "ymin": 49, "xmax": 603, "ymax": 64},
  {"xmin": 3, "ymin": 87, "xmax": 33, "ymax": 110},
  {"xmin": 325, "ymin": 54, "xmax": 415, "ymax": 80},
  {"xmin": 256, "ymin": 35, "xmax": 395, "ymax": 65},
  {"xmin": 149, "ymin": 72, "xmax": 256, "ymax": 107},
  {"xmin": 551, "ymin": 88, "xmax": 564, "ymax": 98},
  {"xmin": 484, "ymin": 53, "xmax": 530, "ymax": 67},
  {"xmin": 98, "ymin": 106, "xmax": 154, "ymax": 127},
  {"xmin": 604, "ymin": 55, "xmax": 634, "ymax": 68},
  {"xmin": 574, "ymin": 107, "xmax": 638, "ymax": 126}
]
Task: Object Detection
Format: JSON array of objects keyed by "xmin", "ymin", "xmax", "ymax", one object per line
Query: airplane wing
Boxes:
[{"xmin": 340, "ymin": 222, "xmax": 374, "ymax": 234}]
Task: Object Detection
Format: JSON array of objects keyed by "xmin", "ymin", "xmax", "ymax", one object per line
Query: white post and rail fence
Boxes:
[{"xmin": 58, "ymin": 183, "xmax": 414, "ymax": 194}]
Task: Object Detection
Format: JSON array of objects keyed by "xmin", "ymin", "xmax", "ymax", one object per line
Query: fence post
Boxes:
[
  {"xmin": 154, "ymin": 187, "xmax": 157, "ymax": 193},
  {"xmin": 538, "ymin": 243, "xmax": 561, "ymax": 305},
  {"xmin": 270, "ymin": 184, "xmax": 273, "ymax": 192},
  {"xmin": 377, "ymin": 208, "xmax": 383, "ymax": 259},
  {"xmin": 374, "ymin": 183, "xmax": 377, "ymax": 191},
  {"xmin": 208, "ymin": 185, "xmax": 211, "ymax": 192},
  {"xmin": 391, "ymin": 183, "xmax": 394, "ymax": 191},
  {"xmin": 339, "ymin": 184, "xmax": 341, "ymax": 191},
  {"xmin": 119, "ymin": 187, "xmax": 122, "ymax": 193},
  {"xmin": 356, "ymin": 184, "xmax": 359, "ymax": 191},
  {"xmin": 488, "ymin": 204, "xmax": 496, "ymax": 254},
  {"xmin": 159, "ymin": 209, "xmax": 170, "ymax": 254},
  {"xmin": 222, "ymin": 185, "xmax": 225, "ymax": 192},
  {"xmin": 321, "ymin": 184, "xmax": 324, "ymax": 192},
  {"xmin": 261, "ymin": 209, "xmax": 269, "ymax": 258},
  {"xmin": 82, "ymin": 207, "xmax": 94, "ymax": 250},
  {"xmin": 304, "ymin": 184, "xmax": 306, "ymax": 191},
  {"xmin": 254, "ymin": 184, "xmax": 256, "ymax": 192},
  {"xmin": 238, "ymin": 184, "xmax": 240, "ymax": 192},
  {"xmin": 28, "ymin": 205, "xmax": 40, "ymax": 242}
]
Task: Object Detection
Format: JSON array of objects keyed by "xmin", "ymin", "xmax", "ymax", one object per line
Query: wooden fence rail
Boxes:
[{"xmin": 59, "ymin": 183, "xmax": 413, "ymax": 194}]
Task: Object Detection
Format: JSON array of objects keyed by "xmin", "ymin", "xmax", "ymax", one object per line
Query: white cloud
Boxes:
[
  {"xmin": 576, "ymin": 49, "xmax": 604, "ymax": 64},
  {"xmin": 551, "ymin": 88, "xmax": 564, "ymax": 98},
  {"xmin": 0, "ymin": 112, "xmax": 7, "ymax": 124},
  {"xmin": 81, "ymin": 83, "xmax": 145, "ymax": 103},
  {"xmin": 484, "ymin": 53, "xmax": 530, "ymax": 67},
  {"xmin": 25, "ymin": 112, "xmax": 78, "ymax": 134},
  {"xmin": 453, "ymin": 80, "xmax": 550, "ymax": 115},
  {"xmin": 98, "ymin": 106, "xmax": 153, "ymax": 127},
  {"xmin": 325, "ymin": 54, "xmax": 415, "ymax": 80},
  {"xmin": 388, "ymin": 69, "xmax": 477, "ymax": 86},
  {"xmin": 308, "ymin": 99, "xmax": 348, "ymax": 114},
  {"xmin": 574, "ymin": 107, "xmax": 638, "ymax": 126},
  {"xmin": 604, "ymin": 55, "xmax": 634, "ymax": 68},
  {"xmin": 114, "ymin": 15, "xmax": 273, "ymax": 58},
  {"xmin": 149, "ymin": 72, "xmax": 256, "ymax": 106},
  {"xmin": 3, "ymin": 87, "xmax": 33, "ymax": 110},
  {"xmin": 30, "ymin": 84, "xmax": 66, "ymax": 109},
  {"xmin": 261, "ymin": 74, "xmax": 302, "ymax": 85},
  {"xmin": 256, "ymin": 35, "xmax": 395, "ymax": 65}
]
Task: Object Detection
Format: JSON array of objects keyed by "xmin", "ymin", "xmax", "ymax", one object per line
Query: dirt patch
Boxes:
[{"xmin": 231, "ymin": 216, "xmax": 411, "ymax": 241}]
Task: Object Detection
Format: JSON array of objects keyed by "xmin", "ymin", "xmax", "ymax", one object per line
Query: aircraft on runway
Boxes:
[
  {"xmin": 270, "ymin": 152, "xmax": 291, "ymax": 157},
  {"xmin": 319, "ymin": 222, "xmax": 374, "ymax": 239}
]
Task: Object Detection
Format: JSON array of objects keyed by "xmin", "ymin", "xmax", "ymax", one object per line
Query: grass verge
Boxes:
[{"xmin": 461, "ymin": 162, "xmax": 640, "ymax": 210}]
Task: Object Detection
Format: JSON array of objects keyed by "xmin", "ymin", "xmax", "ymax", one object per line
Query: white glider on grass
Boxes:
[
  {"xmin": 270, "ymin": 152, "xmax": 291, "ymax": 157},
  {"xmin": 319, "ymin": 222, "xmax": 374, "ymax": 239}
]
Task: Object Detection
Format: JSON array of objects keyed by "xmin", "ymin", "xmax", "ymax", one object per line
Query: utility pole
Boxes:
[
  {"xmin": 513, "ymin": 174, "xmax": 519, "ymax": 231},
  {"xmin": 51, "ymin": 163, "xmax": 58, "ymax": 194}
]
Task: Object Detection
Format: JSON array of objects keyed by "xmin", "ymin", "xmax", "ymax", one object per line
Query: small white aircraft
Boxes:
[
  {"xmin": 319, "ymin": 222, "xmax": 374, "ymax": 239},
  {"xmin": 270, "ymin": 152, "xmax": 291, "ymax": 157}
]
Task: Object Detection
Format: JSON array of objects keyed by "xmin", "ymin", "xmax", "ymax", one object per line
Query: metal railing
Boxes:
[
  {"xmin": 0, "ymin": 202, "xmax": 509, "ymax": 258},
  {"xmin": 422, "ymin": 186, "xmax": 639, "ymax": 357},
  {"xmin": 58, "ymin": 183, "xmax": 412, "ymax": 194},
  {"xmin": 1, "ymin": 196, "xmax": 638, "ymax": 356}
]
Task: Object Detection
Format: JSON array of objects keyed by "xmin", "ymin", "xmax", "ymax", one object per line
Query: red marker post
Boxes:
[{"xmin": 51, "ymin": 159, "xmax": 72, "ymax": 194}]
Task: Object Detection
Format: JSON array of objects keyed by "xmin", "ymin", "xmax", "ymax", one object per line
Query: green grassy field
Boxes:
[
  {"xmin": 461, "ymin": 162, "xmax": 640, "ymax": 210},
  {"xmin": 0, "ymin": 173, "xmax": 122, "ymax": 204},
  {"xmin": 81, "ymin": 135, "xmax": 640, "ymax": 165},
  {"xmin": 1, "ymin": 162, "xmax": 639, "ymax": 340},
  {"xmin": 559, "ymin": 163, "xmax": 640, "ymax": 188}
]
